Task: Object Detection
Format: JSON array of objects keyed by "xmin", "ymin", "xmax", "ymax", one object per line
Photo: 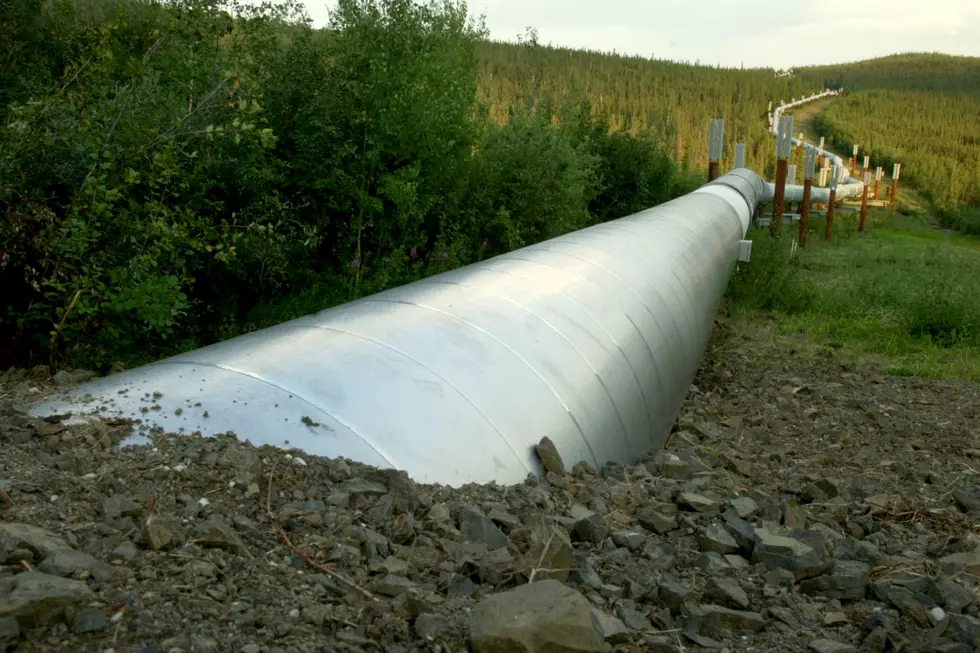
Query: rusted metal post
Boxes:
[
  {"xmin": 825, "ymin": 166, "xmax": 839, "ymax": 241},
  {"xmin": 707, "ymin": 119, "xmax": 724, "ymax": 182},
  {"xmin": 874, "ymin": 166, "xmax": 882, "ymax": 200},
  {"xmin": 799, "ymin": 148, "xmax": 817, "ymax": 247},
  {"xmin": 859, "ymin": 171, "xmax": 870, "ymax": 233},
  {"xmin": 849, "ymin": 143, "xmax": 859, "ymax": 172},
  {"xmin": 771, "ymin": 115, "xmax": 793, "ymax": 236},
  {"xmin": 890, "ymin": 163, "xmax": 901, "ymax": 203}
]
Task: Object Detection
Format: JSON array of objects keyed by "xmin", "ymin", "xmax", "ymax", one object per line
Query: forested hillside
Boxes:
[
  {"xmin": 0, "ymin": 0, "xmax": 721, "ymax": 370},
  {"xmin": 475, "ymin": 40, "xmax": 816, "ymax": 175},
  {"xmin": 796, "ymin": 54, "xmax": 980, "ymax": 225}
]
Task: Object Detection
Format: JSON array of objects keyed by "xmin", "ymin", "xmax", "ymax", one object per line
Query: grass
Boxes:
[{"xmin": 727, "ymin": 197, "xmax": 980, "ymax": 381}]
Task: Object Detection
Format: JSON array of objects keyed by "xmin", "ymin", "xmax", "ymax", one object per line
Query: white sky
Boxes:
[{"xmin": 304, "ymin": 0, "xmax": 980, "ymax": 69}]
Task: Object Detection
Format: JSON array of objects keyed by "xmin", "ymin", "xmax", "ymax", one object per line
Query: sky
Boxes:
[{"xmin": 304, "ymin": 0, "xmax": 980, "ymax": 70}]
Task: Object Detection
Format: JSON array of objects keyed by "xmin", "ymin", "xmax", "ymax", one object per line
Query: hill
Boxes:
[
  {"xmin": 795, "ymin": 54, "xmax": 980, "ymax": 221},
  {"xmin": 475, "ymin": 39, "xmax": 818, "ymax": 175}
]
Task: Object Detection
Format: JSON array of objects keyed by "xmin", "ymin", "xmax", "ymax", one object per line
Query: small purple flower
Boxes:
[
  {"xmin": 481, "ymin": 239, "xmax": 488, "ymax": 250},
  {"xmin": 438, "ymin": 252, "xmax": 449, "ymax": 261},
  {"xmin": 410, "ymin": 247, "xmax": 417, "ymax": 259},
  {"xmin": 351, "ymin": 258, "xmax": 360, "ymax": 269}
]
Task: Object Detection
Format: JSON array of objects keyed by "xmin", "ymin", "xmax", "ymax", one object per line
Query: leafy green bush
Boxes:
[{"xmin": 0, "ymin": 0, "xmax": 691, "ymax": 370}]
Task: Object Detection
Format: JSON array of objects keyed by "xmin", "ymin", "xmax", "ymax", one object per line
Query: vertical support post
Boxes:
[
  {"xmin": 817, "ymin": 136, "xmax": 825, "ymax": 168},
  {"xmin": 825, "ymin": 167, "xmax": 839, "ymax": 241},
  {"xmin": 874, "ymin": 166, "xmax": 882, "ymax": 200},
  {"xmin": 891, "ymin": 163, "xmax": 901, "ymax": 203},
  {"xmin": 799, "ymin": 148, "xmax": 816, "ymax": 248},
  {"xmin": 733, "ymin": 143, "xmax": 746, "ymax": 170},
  {"xmin": 707, "ymin": 118, "xmax": 724, "ymax": 182},
  {"xmin": 850, "ymin": 144, "xmax": 859, "ymax": 172},
  {"xmin": 862, "ymin": 155, "xmax": 870, "ymax": 176},
  {"xmin": 772, "ymin": 115, "xmax": 793, "ymax": 237},
  {"xmin": 859, "ymin": 171, "xmax": 870, "ymax": 233},
  {"xmin": 787, "ymin": 164, "xmax": 797, "ymax": 186}
]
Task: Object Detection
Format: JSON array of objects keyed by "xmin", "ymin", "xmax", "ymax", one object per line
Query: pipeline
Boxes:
[
  {"xmin": 31, "ymin": 89, "xmax": 851, "ymax": 487},
  {"xmin": 31, "ymin": 171, "xmax": 767, "ymax": 487},
  {"xmin": 765, "ymin": 91, "xmax": 866, "ymax": 203}
]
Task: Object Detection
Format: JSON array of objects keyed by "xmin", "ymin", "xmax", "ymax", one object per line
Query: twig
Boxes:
[
  {"xmin": 527, "ymin": 528, "xmax": 558, "ymax": 583},
  {"xmin": 265, "ymin": 460, "xmax": 379, "ymax": 603}
]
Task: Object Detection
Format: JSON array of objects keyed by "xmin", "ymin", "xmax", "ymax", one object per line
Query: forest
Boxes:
[
  {"xmin": 2, "ymin": 0, "xmax": 976, "ymax": 371},
  {"xmin": 796, "ymin": 54, "xmax": 980, "ymax": 228}
]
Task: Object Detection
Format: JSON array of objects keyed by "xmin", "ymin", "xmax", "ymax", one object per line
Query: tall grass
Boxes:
[{"xmin": 727, "ymin": 210, "xmax": 980, "ymax": 379}]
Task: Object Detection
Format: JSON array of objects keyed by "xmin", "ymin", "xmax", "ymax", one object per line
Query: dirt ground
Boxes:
[{"xmin": 2, "ymin": 315, "xmax": 980, "ymax": 653}]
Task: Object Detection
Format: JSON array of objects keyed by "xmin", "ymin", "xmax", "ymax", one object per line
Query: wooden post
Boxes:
[
  {"xmin": 874, "ymin": 166, "xmax": 882, "ymax": 200},
  {"xmin": 890, "ymin": 162, "xmax": 901, "ymax": 204},
  {"xmin": 771, "ymin": 115, "xmax": 793, "ymax": 237},
  {"xmin": 798, "ymin": 148, "xmax": 817, "ymax": 247},
  {"xmin": 825, "ymin": 166, "xmax": 839, "ymax": 241},
  {"xmin": 859, "ymin": 171, "xmax": 870, "ymax": 233}
]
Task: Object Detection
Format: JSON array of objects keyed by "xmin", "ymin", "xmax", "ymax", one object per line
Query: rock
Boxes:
[
  {"xmin": 859, "ymin": 627, "xmax": 887, "ymax": 653},
  {"xmin": 460, "ymin": 509, "xmax": 509, "ymax": 550},
  {"xmin": 572, "ymin": 514, "xmax": 606, "ymax": 544},
  {"xmin": 815, "ymin": 478, "xmax": 843, "ymax": 499},
  {"xmin": 802, "ymin": 483, "xmax": 828, "ymax": 503},
  {"xmin": 953, "ymin": 486, "xmax": 980, "ymax": 513},
  {"xmin": 940, "ymin": 551, "xmax": 980, "ymax": 576},
  {"xmin": 72, "ymin": 608, "xmax": 107, "ymax": 634},
  {"xmin": 695, "ymin": 552, "xmax": 732, "ymax": 576},
  {"xmin": 590, "ymin": 609, "xmax": 630, "ymax": 644},
  {"xmin": 373, "ymin": 575, "xmax": 415, "ymax": 597},
  {"xmin": 535, "ymin": 437, "xmax": 566, "ymax": 475},
  {"xmin": 194, "ymin": 518, "xmax": 250, "ymax": 557},
  {"xmin": 783, "ymin": 502, "xmax": 807, "ymax": 529},
  {"xmin": 702, "ymin": 523, "xmax": 739, "ymax": 554},
  {"xmin": 659, "ymin": 453, "xmax": 692, "ymax": 479},
  {"xmin": 809, "ymin": 639, "xmax": 857, "ymax": 653},
  {"xmin": 102, "ymin": 495, "xmax": 143, "ymax": 521},
  {"xmin": 643, "ymin": 636, "xmax": 680, "ymax": 652},
  {"xmin": 414, "ymin": 613, "xmax": 445, "ymax": 640},
  {"xmin": 657, "ymin": 577, "xmax": 693, "ymax": 614},
  {"xmin": 693, "ymin": 605, "xmax": 766, "ymax": 636},
  {"xmin": 678, "ymin": 492, "xmax": 720, "ymax": 513},
  {"xmin": 928, "ymin": 578, "xmax": 975, "ymax": 613},
  {"xmin": 0, "ymin": 617, "xmax": 18, "ymax": 650},
  {"xmin": 616, "ymin": 602, "xmax": 651, "ymax": 630},
  {"xmin": 141, "ymin": 517, "xmax": 182, "ymax": 551},
  {"xmin": 765, "ymin": 568, "xmax": 796, "ymax": 588},
  {"xmin": 706, "ymin": 577, "xmax": 750, "ymax": 610},
  {"xmin": 637, "ymin": 510, "xmax": 678, "ymax": 534},
  {"xmin": 0, "ymin": 524, "xmax": 71, "ymax": 562},
  {"xmin": 823, "ymin": 612, "xmax": 849, "ymax": 626},
  {"xmin": 799, "ymin": 560, "xmax": 870, "ymax": 601},
  {"xmin": 730, "ymin": 496, "xmax": 758, "ymax": 519},
  {"xmin": 38, "ymin": 549, "xmax": 121, "ymax": 583},
  {"xmin": 469, "ymin": 580, "xmax": 605, "ymax": 653},
  {"xmin": 0, "ymin": 571, "xmax": 94, "ymax": 625},
  {"xmin": 111, "ymin": 541, "xmax": 139, "ymax": 561},
  {"xmin": 612, "ymin": 530, "xmax": 646, "ymax": 551},
  {"xmin": 478, "ymin": 547, "xmax": 515, "ymax": 585},
  {"xmin": 752, "ymin": 528, "xmax": 833, "ymax": 580},
  {"xmin": 342, "ymin": 478, "xmax": 388, "ymax": 498},
  {"xmin": 568, "ymin": 554, "xmax": 602, "ymax": 589},
  {"xmin": 721, "ymin": 510, "xmax": 756, "ymax": 554}
]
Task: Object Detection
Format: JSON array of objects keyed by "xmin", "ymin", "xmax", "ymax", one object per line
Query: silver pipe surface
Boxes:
[{"xmin": 32, "ymin": 172, "xmax": 766, "ymax": 487}]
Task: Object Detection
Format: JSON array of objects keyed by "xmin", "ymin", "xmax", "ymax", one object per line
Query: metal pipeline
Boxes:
[
  {"xmin": 767, "ymin": 91, "xmax": 866, "ymax": 203},
  {"xmin": 32, "ymin": 171, "xmax": 766, "ymax": 487}
]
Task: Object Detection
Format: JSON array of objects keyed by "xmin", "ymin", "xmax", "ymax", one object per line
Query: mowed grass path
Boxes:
[{"xmin": 728, "ymin": 198, "xmax": 980, "ymax": 381}]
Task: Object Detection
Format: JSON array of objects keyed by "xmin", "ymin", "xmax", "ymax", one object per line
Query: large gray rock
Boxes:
[
  {"xmin": 0, "ymin": 617, "xmax": 18, "ymax": 650},
  {"xmin": 469, "ymin": 580, "xmax": 605, "ymax": 653},
  {"xmin": 678, "ymin": 492, "xmax": 720, "ymax": 513},
  {"xmin": 702, "ymin": 524, "xmax": 739, "ymax": 554},
  {"xmin": 590, "ymin": 609, "xmax": 630, "ymax": 644},
  {"xmin": 706, "ymin": 577, "xmax": 750, "ymax": 610},
  {"xmin": 535, "ymin": 437, "xmax": 566, "ymax": 475},
  {"xmin": 752, "ymin": 528, "xmax": 833, "ymax": 580},
  {"xmin": 0, "ymin": 572, "xmax": 94, "ymax": 625},
  {"xmin": 940, "ymin": 551, "xmax": 980, "ymax": 576},
  {"xmin": 809, "ymin": 639, "xmax": 856, "ymax": 653},
  {"xmin": 38, "ymin": 550, "xmax": 123, "ymax": 584},
  {"xmin": 730, "ymin": 497, "xmax": 759, "ymax": 519},
  {"xmin": 637, "ymin": 510, "xmax": 678, "ymax": 534},
  {"xmin": 460, "ymin": 509, "xmax": 509, "ymax": 550},
  {"xmin": 799, "ymin": 560, "xmax": 870, "ymax": 601},
  {"xmin": 0, "ymin": 524, "xmax": 71, "ymax": 563},
  {"xmin": 193, "ymin": 518, "xmax": 251, "ymax": 557},
  {"xmin": 520, "ymin": 516, "xmax": 573, "ymax": 582},
  {"xmin": 691, "ymin": 604, "xmax": 766, "ymax": 636}
]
